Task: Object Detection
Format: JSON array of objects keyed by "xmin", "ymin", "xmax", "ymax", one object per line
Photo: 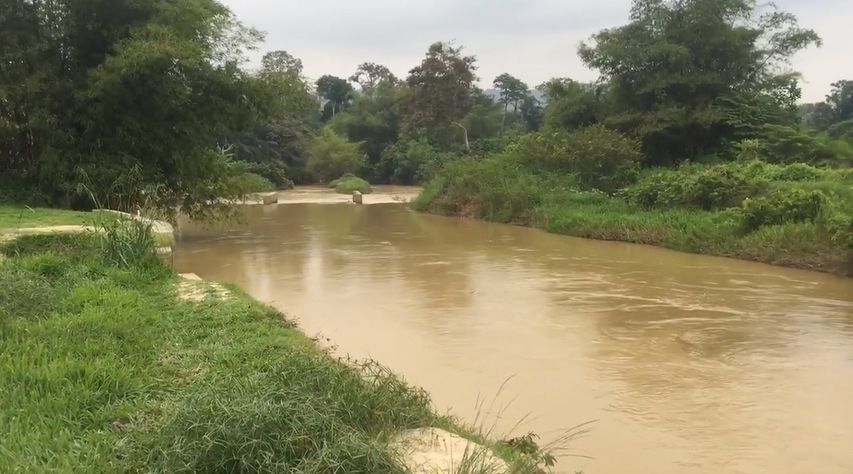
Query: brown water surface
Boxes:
[{"xmin": 174, "ymin": 195, "xmax": 853, "ymax": 474}]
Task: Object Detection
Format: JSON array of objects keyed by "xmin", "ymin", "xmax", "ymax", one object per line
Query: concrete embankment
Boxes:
[{"xmin": 245, "ymin": 185, "xmax": 422, "ymax": 205}]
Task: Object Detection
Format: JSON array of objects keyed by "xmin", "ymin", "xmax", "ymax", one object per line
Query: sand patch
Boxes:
[
  {"xmin": 391, "ymin": 428, "xmax": 510, "ymax": 474},
  {"xmin": 177, "ymin": 273, "xmax": 231, "ymax": 301}
]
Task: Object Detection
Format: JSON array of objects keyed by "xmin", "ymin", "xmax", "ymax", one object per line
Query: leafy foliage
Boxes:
[
  {"xmin": 513, "ymin": 126, "xmax": 642, "ymax": 193},
  {"xmin": 0, "ymin": 0, "xmax": 292, "ymax": 219},
  {"xmin": 305, "ymin": 128, "xmax": 366, "ymax": 183}
]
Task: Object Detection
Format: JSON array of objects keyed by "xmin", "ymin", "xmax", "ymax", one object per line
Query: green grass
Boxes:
[
  {"xmin": 413, "ymin": 156, "xmax": 853, "ymax": 276},
  {"xmin": 0, "ymin": 231, "xmax": 570, "ymax": 474},
  {"xmin": 330, "ymin": 175, "xmax": 373, "ymax": 194},
  {"xmin": 0, "ymin": 205, "xmax": 94, "ymax": 229}
]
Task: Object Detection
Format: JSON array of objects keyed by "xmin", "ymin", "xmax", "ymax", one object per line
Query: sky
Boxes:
[{"xmin": 220, "ymin": 0, "xmax": 851, "ymax": 103}]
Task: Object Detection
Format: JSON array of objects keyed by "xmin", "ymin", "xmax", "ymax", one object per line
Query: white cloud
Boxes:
[{"xmin": 223, "ymin": 0, "xmax": 851, "ymax": 102}]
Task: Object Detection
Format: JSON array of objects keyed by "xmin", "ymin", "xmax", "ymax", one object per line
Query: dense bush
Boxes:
[
  {"xmin": 378, "ymin": 137, "xmax": 457, "ymax": 184},
  {"xmin": 234, "ymin": 162, "xmax": 294, "ymax": 189},
  {"xmin": 412, "ymin": 155, "xmax": 547, "ymax": 223},
  {"xmin": 329, "ymin": 174, "xmax": 373, "ymax": 194},
  {"xmin": 306, "ymin": 128, "xmax": 367, "ymax": 183},
  {"xmin": 511, "ymin": 125, "xmax": 641, "ymax": 193},
  {"xmin": 226, "ymin": 172, "xmax": 276, "ymax": 194},
  {"xmin": 826, "ymin": 119, "xmax": 853, "ymax": 139},
  {"xmin": 738, "ymin": 188, "xmax": 826, "ymax": 232},
  {"xmin": 754, "ymin": 125, "xmax": 838, "ymax": 165},
  {"xmin": 623, "ymin": 163, "xmax": 767, "ymax": 210}
]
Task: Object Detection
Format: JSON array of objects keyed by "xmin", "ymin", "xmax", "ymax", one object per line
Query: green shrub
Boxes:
[
  {"xmin": 0, "ymin": 178, "xmax": 36, "ymax": 205},
  {"xmin": 306, "ymin": 127, "xmax": 367, "ymax": 183},
  {"xmin": 754, "ymin": 125, "xmax": 838, "ymax": 165},
  {"xmin": 412, "ymin": 154, "xmax": 548, "ymax": 223},
  {"xmin": 332, "ymin": 176, "xmax": 373, "ymax": 194},
  {"xmin": 468, "ymin": 134, "xmax": 521, "ymax": 157},
  {"xmin": 765, "ymin": 162, "xmax": 824, "ymax": 182},
  {"xmin": 235, "ymin": 161, "xmax": 294, "ymax": 189},
  {"xmin": 228, "ymin": 172, "xmax": 275, "ymax": 193},
  {"xmin": 826, "ymin": 213, "xmax": 853, "ymax": 250},
  {"xmin": 512, "ymin": 125, "xmax": 641, "ymax": 194},
  {"xmin": 378, "ymin": 137, "xmax": 456, "ymax": 185},
  {"xmin": 328, "ymin": 173, "xmax": 356, "ymax": 188},
  {"xmin": 623, "ymin": 163, "xmax": 767, "ymax": 210},
  {"xmin": 826, "ymin": 119, "xmax": 853, "ymax": 139},
  {"xmin": 738, "ymin": 188, "xmax": 826, "ymax": 232}
]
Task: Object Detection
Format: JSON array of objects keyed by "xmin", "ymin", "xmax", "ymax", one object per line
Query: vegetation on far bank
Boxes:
[
  {"xmin": 4, "ymin": 0, "xmax": 850, "ymax": 273},
  {"xmin": 413, "ymin": 145, "xmax": 853, "ymax": 274},
  {"xmin": 0, "ymin": 226, "xmax": 571, "ymax": 473}
]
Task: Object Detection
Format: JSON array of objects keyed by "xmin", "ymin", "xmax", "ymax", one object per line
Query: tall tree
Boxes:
[
  {"xmin": 0, "ymin": 0, "xmax": 282, "ymax": 218},
  {"xmin": 577, "ymin": 0, "xmax": 821, "ymax": 164},
  {"xmin": 328, "ymin": 80, "xmax": 401, "ymax": 181},
  {"xmin": 518, "ymin": 94, "xmax": 545, "ymax": 132},
  {"xmin": 492, "ymin": 73, "xmax": 529, "ymax": 133},
  {"xmin": 825, "ymin": 80, "xmax": 853, "ymax": 125},
  {"xmin": 349, "ymin": 62, "xmax": 397, "ymax": 91},
  {"xmin": 398, "ymin": 41, "xmax": 478, "ymax": 149},
  {"xmin": 315, "ymin": 75, "xmax": 354, "ymax": 120},
  {"xmin": 260, "ymin": 50, "xmax": 303, "ymax": 75},
  {"xmin": 225, "ymin": 57, "xmax": 318, "ymax": 185},
  {"xmin": 539, "ymin": 78, "xmax": 603, "ymax": 130}
]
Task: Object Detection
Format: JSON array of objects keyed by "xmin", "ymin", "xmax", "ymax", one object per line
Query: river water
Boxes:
[{"xmin": 173, "ymin": 188, "xmax": 853, "ymax": 474}]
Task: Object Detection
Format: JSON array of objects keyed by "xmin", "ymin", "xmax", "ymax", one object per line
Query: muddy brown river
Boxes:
[{"xmin": 174, "ymin": 187, "xmax": 853, "ymax": 474}]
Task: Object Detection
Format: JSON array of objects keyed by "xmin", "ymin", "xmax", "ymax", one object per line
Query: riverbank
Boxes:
[
  {"xmin": 412, "ymin": 158, "xmax": 853, "ymax": 277},
  {"xmin": 0, "ymin": 226, "xmax": 561, "ymax": 472},
  {"xmin": 0, "ymin": 206, "xmax": 176, "ymax": 248}
]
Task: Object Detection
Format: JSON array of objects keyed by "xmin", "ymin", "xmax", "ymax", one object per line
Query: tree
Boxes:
[
  {"xmin": 261, "ymin": 50, "xmax": 303, "ymax": 75},
  {"xmin": 492, "ymin": 73, "xmax": 529, "ymax": 133},
  {"xmin": 0, "ymin": 0, "xmax": 283, "ymax": 219},
  {"xmin": 576, "ymin": 0, "xmax": 821, "ymax": 164},
  {"xmin": 397, "ymin": 41, "xmax": 478, "ymax": 149},
  {"xmin": 226, "ymin": 62, "xmax": 319, "ymax": 185},
  {"xmin": 518, "ymin": 94, "xmax": 545, "ymax": 132},
  {"xmin": 328, "ymin": 80, "xmax": 401, "ymax": 181},
  {"xmin": 349, "ymin": 62, "xmax": 397, "ymax": 91},
  {"xmin": 539, "ymin": 78, "xmax": 602, "ymax": 131},
  {"xmin": 305, "ymin": 127, "xmax": 366, "ymax": 182},
  {"xmin": 825, "ymin": 80, "xmax": 853, "ymax": 125},
  {"xmin": 316, "ymin": 75, "xmax": 354, "ymax": 120}
]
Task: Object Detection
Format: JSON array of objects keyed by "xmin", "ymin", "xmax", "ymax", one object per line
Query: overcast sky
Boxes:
[{"xmin": 221, "ymin": 0, "xmax": 850, "ymax": 103}]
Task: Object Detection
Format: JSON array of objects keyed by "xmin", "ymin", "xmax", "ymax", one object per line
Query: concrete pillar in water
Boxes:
[
  {"xmin": 352, "ymin": 191, "xmax": 363, "ymax": 204},
  {"xmin": 261, "ymin": 192, "xmax": 278, "ymax": 205}
]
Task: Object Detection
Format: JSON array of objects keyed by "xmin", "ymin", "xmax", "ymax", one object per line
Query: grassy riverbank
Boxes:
[
  {"xmin": 412, "ymin": 146, "xmax": 853, "ymax": 276},
  {"xmin": 0, "ymin": 226, "xmax": 565, "ymax": 473},
  {"xmin": 0, "ymin": 205, "xmax": 94, "ymax": 229}
]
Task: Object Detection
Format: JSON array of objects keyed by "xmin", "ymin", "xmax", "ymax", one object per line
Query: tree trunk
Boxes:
[{"xmin": 451, "ymin": 122, "xmax": 470, "ymax": 152}]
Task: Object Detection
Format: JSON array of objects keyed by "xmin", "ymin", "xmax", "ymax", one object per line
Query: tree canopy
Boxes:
[{"xmin": 2, "ymin": 0, "xmax": 849, "ymax": 215}]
